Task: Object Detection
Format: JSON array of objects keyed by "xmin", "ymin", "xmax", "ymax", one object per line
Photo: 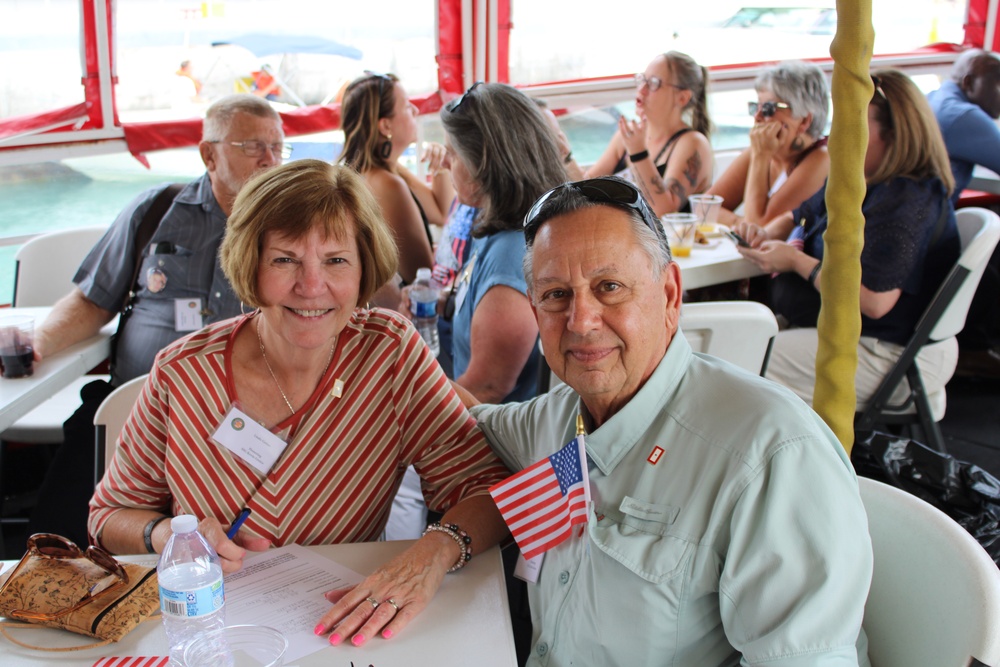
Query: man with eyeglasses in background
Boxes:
[
  {"xmin": 28, "ymin": 94, "xmax": 287, "ymax": 546},
  {"xmin": 457, "ymin": 177, "xmax": 873, "ymax": 666}
]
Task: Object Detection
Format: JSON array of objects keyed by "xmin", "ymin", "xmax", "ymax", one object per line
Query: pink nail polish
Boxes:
[
  {"xmin": 314, "ymin": 624, "xmax": 325, "ymax": 636},
  {"xmin": 382, "ymin": 628, "xmax": 393, "ymax": 639},
  {"xmin": 329, "ymin": 633, "xmax": 341, "ymax": 645},
  {"xmin": 352, "ymin": 633, "xmax": 365, "ymax": 646}
]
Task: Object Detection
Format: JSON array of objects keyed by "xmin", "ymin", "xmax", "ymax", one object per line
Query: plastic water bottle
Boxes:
[
  {"xmin": 157, "ymin": 515, "xmax": 226, "ymax": 665},
  {"xmin": 412, "ymin": 267, "xmax": 440, "ymax": 358}
]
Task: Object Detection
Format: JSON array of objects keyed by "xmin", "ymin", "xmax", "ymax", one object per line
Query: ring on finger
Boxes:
[
  {"xmin": 383, "ymin": 598, "xmax": 399, "ymax": 612},
  {"xmin": 365, "ymin": 597, "xmax": 379, "ymax": 610}
]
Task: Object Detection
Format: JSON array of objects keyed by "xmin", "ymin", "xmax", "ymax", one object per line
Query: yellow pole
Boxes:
[{"xmin": 817, "ymin": 0, "xmax": 874, "ymax": 454}]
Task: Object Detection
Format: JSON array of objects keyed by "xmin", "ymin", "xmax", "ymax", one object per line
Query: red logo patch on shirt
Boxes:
[{"xmin": 647, "ymin": 446, "xmax": 664, "ymax": 465}]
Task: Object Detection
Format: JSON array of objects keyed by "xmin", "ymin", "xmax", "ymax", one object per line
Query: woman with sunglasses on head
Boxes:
[
  {"xmin": 437, "ymin": 82, "xmax": 567, "ymax": 404},
  {"xmin": 339, "ymin": 73, "xmax": 453, "ymax": 285},
  {"xmin": 708, "ymin": 60, "xmax": 830, "ymax": 227},
  {"xmin": 734, "ymin": 69, "xmax": 960, "ymax": 410},
  {"xmin": 585, "ymin": 52, "xmax": 714, "ymax": 216}
]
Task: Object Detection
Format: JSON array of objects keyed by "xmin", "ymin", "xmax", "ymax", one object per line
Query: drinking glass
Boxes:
[
  {"xmin": 0, "ymin": 316, "xmax": 34, "ymax": 379},
  {"xmin": 662, "ymin": 213, "xmax": 700, "ymax": 257},
  {"xmin": 182, "ymin": 624, "xmax": 288, "ymax": 667},
  {"xmin": 689, "ymin": 194, "xmax": 724, "ymax": 233}
]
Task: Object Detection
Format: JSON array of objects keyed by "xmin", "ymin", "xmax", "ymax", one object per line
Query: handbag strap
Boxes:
[{"xmin": 0, "ymin": 615, "xmax": 158, "ymax": 651}]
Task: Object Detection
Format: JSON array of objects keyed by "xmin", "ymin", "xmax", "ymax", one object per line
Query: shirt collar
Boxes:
[{"xmin": 581, "ymin": 332, "xmax": 692, "ymax": 475}]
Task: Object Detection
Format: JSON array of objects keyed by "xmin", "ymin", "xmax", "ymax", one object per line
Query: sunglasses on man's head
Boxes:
[
  {"xmin": 523, "ymin": 177, "xmax": 666, "ymax": 246},
  {"xmin": 748, "ymin": 100, "xmax": 792, "ymax": 118}
]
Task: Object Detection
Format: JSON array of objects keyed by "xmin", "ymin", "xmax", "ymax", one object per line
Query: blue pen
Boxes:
[{"xmin": 226, "ymin": 508, "xmax": 252, "ymax": 540}]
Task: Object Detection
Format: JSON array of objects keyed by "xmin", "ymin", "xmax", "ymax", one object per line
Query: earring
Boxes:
[{"xmin": 380, "ymin": 133, "xmax": 392, "ymax": 159}]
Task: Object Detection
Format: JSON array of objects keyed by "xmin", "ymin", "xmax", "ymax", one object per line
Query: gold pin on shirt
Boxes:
[{"xmin": 577, "ymin": 414, "xmax": 586, "ymax": 436}]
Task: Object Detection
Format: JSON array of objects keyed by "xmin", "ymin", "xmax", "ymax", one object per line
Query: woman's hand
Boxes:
[
  {"xmin": 749, "ymin": 120, "xmax": 785, "ymax": 158},
  {"xmin": 198, "ymin": 516, "xmax": 271, "ymax": 574},
  {"xmin": 420, "ymin": 142, "xmax": 448, "ymax": 177},
  {"xmin": 618, "ymin": 116, "xmax": 648, "ymax": 157},
  {"xmin": 733, "ymin": 220, "xmax": 769, "ymax": 249},
  {"xmin": 313, "ymin": 532, "xmax": 456, "ymax": 646},
  {"xmin": 737, "ymin": 240, "xmax": 801, "ymax": 274}
]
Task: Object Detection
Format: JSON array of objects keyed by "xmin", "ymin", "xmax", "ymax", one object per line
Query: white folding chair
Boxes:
[
  {"xmin": 93, "ymin": 373, "xmax": 147, "ymax": 486},
  {"xmin": 859, "ymin": 476, "xmax": 1000, "ymax": 667},
  {"xmin": 856, "ymin": 207, "xmax": 1000, "ymax": 451},
  {"xmin": 680, "ymin": 300, "xmax": 779, "ymax": 375},
  {"xmin": 1, "ymin": 226, "xmax": 111, "ymax": 444}
]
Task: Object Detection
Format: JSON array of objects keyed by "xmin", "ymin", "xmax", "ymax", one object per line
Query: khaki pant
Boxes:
[{"xmin": 764, "ymin": 329, "xmax": 959, "ymax": 419}]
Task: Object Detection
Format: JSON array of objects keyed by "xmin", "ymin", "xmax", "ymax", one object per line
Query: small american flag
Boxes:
[{"xmin": 490, "ymin": 435, "xmax": 590, "ymax": 559}]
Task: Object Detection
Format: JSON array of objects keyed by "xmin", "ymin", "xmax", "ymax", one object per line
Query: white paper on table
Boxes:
[{"xmin": 223, "ymin": 543, "xmax": 365, "ymax": 663}]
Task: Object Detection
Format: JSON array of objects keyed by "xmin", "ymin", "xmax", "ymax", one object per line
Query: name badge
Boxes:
[
  {"xmin": 175, "ymin": 298, "xmax": 204, "ymax": 332},
  {"xmin": 514, "ymin": 552, "xmax": 543, "ymax": 584},
  {"xmin": 211, "ymin": 405, "xmax": 288, "ymax": 474}
]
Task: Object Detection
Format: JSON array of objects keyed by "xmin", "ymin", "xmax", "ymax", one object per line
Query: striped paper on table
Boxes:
[
  {"xmin": 92, "ymin": 658, "xmax": 169, "ymax": 667},
  {"xmin": 489, "ymin": 435, "xmax": 590, "ymax": 559}
]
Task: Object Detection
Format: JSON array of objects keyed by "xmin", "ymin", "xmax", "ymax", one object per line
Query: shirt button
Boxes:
[
  {"xmin": 536, "ymin": 642, "xmax": 548, "ymax": 656},
  {"xmin": 559, "ymin": 571, "xmax": 569, "ymax": 584},
  {"xmin": 214, "ymin": 292, "xmax": 221, "ymax": 298}
]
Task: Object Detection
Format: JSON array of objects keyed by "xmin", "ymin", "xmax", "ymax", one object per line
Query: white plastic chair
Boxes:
[
  {"xmin": 680, "ymin": 300, "xmax": 779, "ymax": 375},
  {"xmin": 856, "ymin": 207, "xmax": 1000, "ymax": 451},
  {"xmin": 93, "ymin": 373, "xmax": 147, "ymax": 486},
  {"xmin": 2, "ymin": 226, "xmax": 110, "ymax": 443},
  {"xmin": 858, "ymin": 476, "xmax": 1000, "ymax": 667}
]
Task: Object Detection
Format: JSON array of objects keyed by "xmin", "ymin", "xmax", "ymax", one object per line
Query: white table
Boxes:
[
  {"xmin": 0, "ymin": 307, "xmax": 115, "ymax": 432},
  {"xmin": 674, "ymin": 236, "xmax": 764, "ymax": 290},
  {"xmin": 0, "ymin": 541, "xmax": 517, "ymax": 667}
]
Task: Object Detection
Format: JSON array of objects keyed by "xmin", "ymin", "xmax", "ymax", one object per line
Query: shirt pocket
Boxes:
[
  {"xmin": 590, "ymin": 495, "xmax": 692, "ymax": 584},
  {"xmin": 139, "ymin": 246, "xmax": 197, "ymax": 296}
]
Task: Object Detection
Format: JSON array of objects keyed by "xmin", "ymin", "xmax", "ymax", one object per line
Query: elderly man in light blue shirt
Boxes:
[{"xmin": 461, "ymin": 177, "xmax": 872, "ymax": 666}]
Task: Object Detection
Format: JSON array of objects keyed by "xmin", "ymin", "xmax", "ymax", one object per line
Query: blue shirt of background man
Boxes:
[
  {"xmin": 451, "ymin": 229, "xmax": 540, "ymax": 402},
  {"xmin": 74, "ymin": 173, "xmax": 242, "ymax": 385},
  {"xmin": 928, "ymin": 80, "xmax": 1000, "ymax": 205}
]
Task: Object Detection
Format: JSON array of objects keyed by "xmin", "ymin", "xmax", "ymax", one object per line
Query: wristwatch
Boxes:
[{"xmin": 143, "ymin": 515, "xmax": 171, "ymax": 554}]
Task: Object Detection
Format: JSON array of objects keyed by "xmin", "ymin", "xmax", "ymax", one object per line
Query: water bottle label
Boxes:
[
  {"xmin": 411, "ymin": 299, "xmax": 437, "ymax": 319},
  {"xmin": 159, "ymin": 579, "xmax": 225, "ymax": 618}
]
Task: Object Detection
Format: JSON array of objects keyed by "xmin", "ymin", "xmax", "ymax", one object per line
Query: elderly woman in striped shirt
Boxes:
[{"xmin": 88, "ymin": 160, "xmax": 510, "ymax": 646}]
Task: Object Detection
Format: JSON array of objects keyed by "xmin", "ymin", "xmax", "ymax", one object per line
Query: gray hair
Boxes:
[
  {"xmin": 441, "ymin": 83, "xmax": 568, "ymax": 237},
  {"xmin": 202, "ymin": 94, "xmax": 282, "ymax": 141},
  {"xmin": 522, "ymin": 192, "xmax": 670, "ymax": 301},
  {"xmin": 755, "ymin": 60, "xmax": 829, "ymax": 139},
  {"xmin": 950, "ymin": 48, "xmax": 1000, "ymax": 82}
]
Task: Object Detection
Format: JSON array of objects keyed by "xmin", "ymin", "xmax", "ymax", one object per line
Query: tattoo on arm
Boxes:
[
  {"xmin": 665, "ymin": 177, "xmax": 687, "ymax": 208},
  {"xmin": 684, "ymin": 152, "xmax": 702, "ymax": 187},
  {"xmin": 647, "ymin": 174, "xmax": 666, "ymax": 195}
]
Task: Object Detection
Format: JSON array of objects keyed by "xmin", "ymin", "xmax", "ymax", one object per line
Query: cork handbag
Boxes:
[{"xmin": 0, "ymin": 533, "xmax": 160, "ymax": 650}]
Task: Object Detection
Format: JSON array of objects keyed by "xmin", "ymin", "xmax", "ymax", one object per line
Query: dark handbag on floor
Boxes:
[{"xmin": 0, "ymin": 533, "xmax": 159, "ymax": 650}]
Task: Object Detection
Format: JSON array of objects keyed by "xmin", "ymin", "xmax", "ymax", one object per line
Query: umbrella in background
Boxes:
[{"xmin": 209, "ymin": 33, "xmax": 363, "ymax": 106}]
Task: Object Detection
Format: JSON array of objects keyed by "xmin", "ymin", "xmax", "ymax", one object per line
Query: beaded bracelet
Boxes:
[
  {"xmin": 629, "ymin": 149, "xmax": 650, "ymax": 163},
  {"xmin": 423, "ymin": 522, "xmax": 473, "ymax": 572}
]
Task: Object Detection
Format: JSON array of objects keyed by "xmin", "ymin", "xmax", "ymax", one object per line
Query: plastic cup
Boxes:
[
  {"xmin": 662, "ymin": 213, "xmax": 699, "ymax": 258},
  {"xmin": 182, "ymin": 624, "xmax": 288, "ymax": 667},
  {"xmin": 689, "ymin": 194, "xmax": 724, "ymax": 233},
  {"xmin": 0, "ymin": 315, "xmax": 34, "ymax": 379}
]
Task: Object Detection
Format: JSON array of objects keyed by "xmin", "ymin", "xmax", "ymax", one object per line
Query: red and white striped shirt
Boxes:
[{"xmin": 89, "ymin": 309, "xmax": 510, "ymax": 546}]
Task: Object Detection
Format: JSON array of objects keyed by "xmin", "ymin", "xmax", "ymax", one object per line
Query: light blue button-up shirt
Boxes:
[{"xmin": 472, "ymin": 334, "xmax": 872, "ymax": 667}]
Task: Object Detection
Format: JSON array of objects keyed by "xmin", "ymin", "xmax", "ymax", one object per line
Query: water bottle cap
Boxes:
[
  {"xmin": 415, "ymin": 267, "xmax": 432, "ymax": 285},
  {"xmin": 171, "ymin": 515, "xmax": 198, "ymax": 534}
]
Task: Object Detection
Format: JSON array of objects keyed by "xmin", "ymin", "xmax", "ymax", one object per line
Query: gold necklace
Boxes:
[{"xmin": 255, "ymin": 317, "xmax": 336, "ymax": 417}]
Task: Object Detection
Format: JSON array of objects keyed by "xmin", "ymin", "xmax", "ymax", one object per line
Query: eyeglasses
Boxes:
[
  {"xmin": 748, "ymin": 100, "xmax": 792, "ymax": 118},
  {"xmin": 447, "ymin": 81, "xmax": 484, "ymax": 114},
  {"xmin": 209, "ymin": 140, "xmax": 292, "ymax": 159},
  {"xmin": 0, "ymin": 533, "xmax": 129, "ymax": 622},
  {"xmin": 634, "ymin": 73, "xmax": 685, "ymax": 93},
  {"xmin": 523, "ymin": 177, "xmax": 667, "ymax": 247}
]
